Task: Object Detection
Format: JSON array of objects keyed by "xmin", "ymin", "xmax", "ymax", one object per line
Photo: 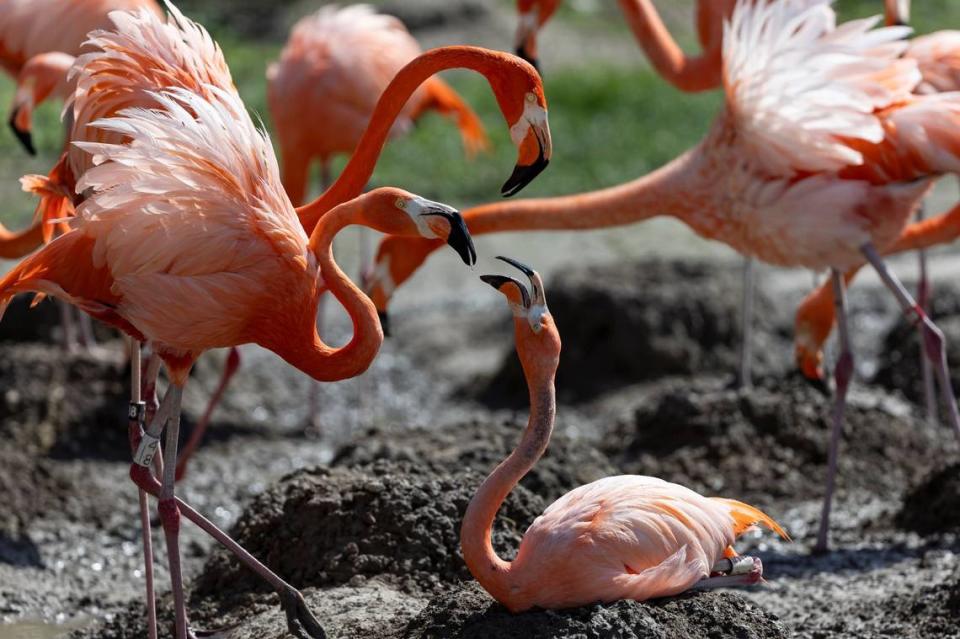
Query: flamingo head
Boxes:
[
  {"xmin": 361, "ymin": 235, "xmax": 438, "ymax": 337},
  {"xmin": 489, "ymin": 61, "xmax": 552, "ymax": 197},
  {"xmin": 8, "ymin": 52, "xmax": 75, "ymax": 156},
  {"xmin": 481, "ymin": 255, "xmax": 560, "ymax": 376},
  {"xmin": 514, "ymin": 0, "xmax": 561, "ymax": 71}
]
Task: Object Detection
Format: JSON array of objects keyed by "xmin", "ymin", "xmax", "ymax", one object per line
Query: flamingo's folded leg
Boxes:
[{"xmin": 689, "ymin": 556, "xmax": 764, "ymax": 591}]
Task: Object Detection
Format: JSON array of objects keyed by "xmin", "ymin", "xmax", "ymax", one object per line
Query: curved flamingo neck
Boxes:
[
  {"xmin": 617, "ymin": 0, "xmax": 722, "ymax": 92},
  {"xmin": 461, "ymin": 323, "xmax": 557, "ymax": 604},
  {"xmin": 0, "ymin": 220, "xmax": 44, "ymax": 259},
  {"xmin": 464, "ymin": 150, "xmax": 703, "ymax": 235},
  {"xmin": 281, "ymin": 201, "xmax": 383, "ymax": 382},
  {"xmin": 296, "ymin": 46, "xmax": 512, "ymax": 234}
]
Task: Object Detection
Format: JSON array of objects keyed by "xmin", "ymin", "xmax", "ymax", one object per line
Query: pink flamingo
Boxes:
[
  {"xmin": 795, "ymin": 0, "xmax": 960, "ymax": 423},
  {"xmin": 0, "ymin": 0, "xmax": 162, "ymax": 153},
  {"xmin": 267, "ymin": 4, "xmax": 489, "ymax": 205},
  {"xmin": 0, "ymin": 83, "xmax": 477, "ymax": 639},
  {"xmin": 370, "ymin": 0, "xmax": 960, "ymax": 551},
  {"xmin": 464, "ymin": 256, "xmax": 788, "ymax": 610}
]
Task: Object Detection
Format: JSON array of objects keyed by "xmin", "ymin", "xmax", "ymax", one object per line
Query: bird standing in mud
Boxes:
[
  {"xmin": 0, "ymin": 5, "xmax": 481, "ymax": 638},
  {"xmin": 464, "ymin": 257, "xmax": 788, "ymax": 610},
  {"xmin": 268, "ymin": 4, "xmax": 489, "ymax": 206},
  {"xmin": 371, "ymin": 0, "xmax": 960, "ymax": 552}
]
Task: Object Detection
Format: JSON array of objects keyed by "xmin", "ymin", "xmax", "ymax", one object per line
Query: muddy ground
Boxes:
[{"xmin": 0, "ymin": 253, "xmax": 959, "ymax": 638}]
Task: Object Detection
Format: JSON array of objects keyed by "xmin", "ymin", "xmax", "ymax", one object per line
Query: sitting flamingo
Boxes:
[{"xmin": 463, "ymin": 256, "xmax": 788, "ymax": 611}]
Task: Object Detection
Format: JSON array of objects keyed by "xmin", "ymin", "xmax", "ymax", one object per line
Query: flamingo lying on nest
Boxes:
[{"xmin": 464, "ymin": 256, "xmax": 788, "ymax": 610}]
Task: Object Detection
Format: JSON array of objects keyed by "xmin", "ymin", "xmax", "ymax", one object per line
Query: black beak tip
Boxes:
[
  {"xmin": 378, "ymin": 310, "xmax": 391, "ymax": 338},
  {"xmin": 515, "ymin": 47, "xmax": 540, "ymax": 73},
  {"xmin": 8, "ymin": 112, "xmax": 36, "ymax": 156},
  {"xmin": 501, "ymin": 156, "xmax": 549, "ymax": 198},
  {"xmin": 495, "ymin": 255, "xmax": 535, "ymax": 277},
  {"xmin": 445, "ymin": 212, "xmax": 477, "ymax": 266}
]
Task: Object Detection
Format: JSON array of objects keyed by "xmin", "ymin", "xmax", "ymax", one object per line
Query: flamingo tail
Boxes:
[
  {"xmin": 19, "ymin": 153, "xmax": 76, "ymax": 244},
  {"xmin": 711, "ymin": 498, "xmax": 791, "ymax": 541}
]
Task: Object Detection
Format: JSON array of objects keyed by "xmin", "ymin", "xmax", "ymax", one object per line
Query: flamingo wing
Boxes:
[
  {"xmin": 721, "ymin": 0, "xmax": 917, "ymax": 177},
  {"xmin": 68, "ymin": 85, "xmax": 307, "ymax": 351},
  {"xmin": 68, "ymin": 1, "xmax": 235, "ymax": 180},
  {"xmin": 908, "ymin": 31, "xmax": 960, "ymax": 94}
]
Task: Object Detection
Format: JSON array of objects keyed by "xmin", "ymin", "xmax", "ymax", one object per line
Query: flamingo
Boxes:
[
  {"xmin": 175, "ymin": 41, "xmax": 553, "ymax": 478},
  {"xmin": 0, "ymin": 0, "xmax": 162, "ymax": 153},
  {"xmin": 267, "ymin": 4, "xmax": 489, "ymax": 206},
  {"xmin": 0, "ymin": 81, "xmax": 478, "ymax": 639},
  {"xmin": 464, "ymin": 256, "xmax": 788, "ymax": 611},
  {"xmin": 370, "ymin": 0, "xmax": 960, "ymax": 551},
  {"xmin": 795, "ymin": 0, "xmax": 960, "ymax": 418}
]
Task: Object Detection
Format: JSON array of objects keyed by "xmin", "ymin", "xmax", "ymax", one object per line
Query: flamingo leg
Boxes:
[
  {"xmin": 128, "ymin": 339, "xmax": 158, "ymax": 639},
  {"xmin": 689, "ymin": 556, "xmax": 764, "ymax": 591},
  {"xmin": 862, "ymin": 243, "xmax": 960, "ymax": 443},
  {"xmin": 738, "ymin": 256, "xmax": 755, "ymax": 388},
  {"xmin": 815, "ymin": 269, "xmax": 853, "ymax": 554},
  {"xmin": 58, "ymin": 299, "xmax": 77, "ymax": 353},
  {"xmin": 915, "ymin": 204, "xmax": 938, "ymax": 427},
  {"xmin": 77, "ymin": 312, "xmax": 98, "ymax": 350},
  {"xmin": 175, "ymin": 347, "xmax": 241, "ymax": 481}
]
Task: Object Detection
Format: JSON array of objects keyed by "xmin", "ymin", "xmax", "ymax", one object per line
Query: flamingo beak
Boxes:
[
  {"xmin": 9, "ymin": 109, "xmax": 35, "ymax": 156},
  {"xmin": 378, "ymin": 309, "xmax": 391, "ymax": 338},
  {"xmin": 480, "ymin": 274, "xmax": 531, "ymax": 308},
  {"xmin": 420, "ymin": 206, "xmax": 477, "ymax": 266},
  {"xmin": 515, "ymin": 46, "xmax": 539, "ymax": 73},
  {"xmin": 502, "ymin": 131, "xmax": 549, "ymax": 197}
]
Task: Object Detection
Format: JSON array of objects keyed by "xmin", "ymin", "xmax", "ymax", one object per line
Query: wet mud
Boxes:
[{"xmin": 0, "ymin": 257, "xmax": 958, "ymax": 639}]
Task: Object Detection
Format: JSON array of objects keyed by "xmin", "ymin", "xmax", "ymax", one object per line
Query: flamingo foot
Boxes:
[
  {"xmin": 281, "ymin": 587, "xmax": 327, "ymax": 639},
  {"xmin": 690, "ymin": 556, "xmax": 764, "ymax": 590}
]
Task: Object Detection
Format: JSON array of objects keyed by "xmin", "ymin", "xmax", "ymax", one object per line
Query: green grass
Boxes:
[{"xmin": 1, "ymin": 0, "xmax": 957, "ymax": 231}]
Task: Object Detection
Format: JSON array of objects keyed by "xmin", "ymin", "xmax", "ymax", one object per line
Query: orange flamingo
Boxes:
[
  {"xmin": 177, "ymin": 42, "xmax": 553, "ymax": 476},
  {"xmin": 464, "ymin": 256, "xmax": 787, "ymax": 610},
  {"xmin": 370, "ymin": 0, "xmax": 960, "ymax": 551},
  {"xmin": 0, "ymin": 77, "xmax": 478, "ymax": 639},
  {"xmin": 795, "ymin": 0, "xmax": 960, "ymax": 393},
  {"xmin": 0, "ymin": 0, "xmax": 162, "ymax": 153},
  {"xmin": 267, "ymin": 4, "xmax": 489, "ymax": 205}
]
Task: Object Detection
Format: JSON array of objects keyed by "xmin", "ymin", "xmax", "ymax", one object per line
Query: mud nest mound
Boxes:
[
  {"xmin": 897, "ymin": 463, "xmax": 960, "ymax": 535},
  {"xmin": 605, "ymin": 377, "xmax": 945, "ymax": 505},
  {"xmin": 332, "ymin": 419, "xmax": 617, "ymax": 503},
  {"xmin": 404, "ymin": 582, "xmax": 787, "ymax": 639},
  {"xmin": 196, "ymin": 461, "xmax": 545, "ymax": 609},
  {"xmin": 473, "ymin": 259, "xmax": 790, "ymax": 408},
  {"xmin": 0, "ymin": 342, "xmax": 128, "ymax": 459},
  {"xmin": 877, "ymin": 567, "xmax": 960, "ymax": 638},
  {"xmin": 0, "ymin": 450, "xmax": 71, "ymax": 544},
  {"xmin": 874, "ymin": 311, "xmax": 960, "ymax": 409}
]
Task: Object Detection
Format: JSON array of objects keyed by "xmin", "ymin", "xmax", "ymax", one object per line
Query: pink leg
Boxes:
[
  {"xmin": 58, "ymin": 299, "xmax": 77, "ymax": 353},
  {"xmin": 815, "ymin": 269, "xmax": 854, "ymax": 554},
  {"xmin": 862, "ymin": 243, "xmax": 960, "ymax": 443},
  {"xmin": 130, "ymin": 452, "xmax": 326, "ymax": 637},
  {"xmin": 689, "ymin": 556, "xmax": 764, "ymax": 590},
  {"xmin": 306, "ymin": 293, "xmax": 328, "ymax": 432},
  {"xmin": 175, "ymin": 347, "xmax": 241, "ymax": 481},
  {"xmin": 128, "ymin": 339, "xmax": 158, "ymax": 639},
  {"xmin": 915, "ymin": 204, "xmax": 938, "ymax": 427},
  {"xmin": 77, "ymin": 312, "xmax": 98, "ymax": 350},
  {"xmin": 739, "ymin": 257, "xmax": 755, "ymax": 389}
]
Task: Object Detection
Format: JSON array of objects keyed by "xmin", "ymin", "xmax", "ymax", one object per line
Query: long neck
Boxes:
[
  {"xmin": 0, "ymin": 220, "xmax": 43, "ymax": 259},
  {"xmin": 280, "ymin": 203, "xmax": 383, "ymax": 382},
  {"xmin": 461, "ymin": 334, "xmax": 556, "ymax": 603},
  {"xmin": 297, "ymin": 47, "xmax": 510, "ymax": 234},
  {"xmin": 465, "ymin": 149, "xmax": 704, "ymax": 235},
  {"xmin": 617, "ymin": 0, "xmax": 722, "ymax": 92}
]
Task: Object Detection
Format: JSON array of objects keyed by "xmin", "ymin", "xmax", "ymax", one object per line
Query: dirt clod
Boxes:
[{"xmin": 403, "ymin": 582, "xmax": 788, "ymax": 639}]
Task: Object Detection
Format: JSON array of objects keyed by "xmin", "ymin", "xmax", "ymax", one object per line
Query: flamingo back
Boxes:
[
  {"xmin": 266, "ymin": 4, "xmax": 427, "ymax": 161},
  {"xmin": 0, "ymin": 0, "xmax": 161, "ymax": 75},
  {"xmin": 505, "ymin": 475, "xmax": 785, "ymax": 610},
  {"xmin": 907, "ymin": 31, "xmax": 960, "ymax": 94}
]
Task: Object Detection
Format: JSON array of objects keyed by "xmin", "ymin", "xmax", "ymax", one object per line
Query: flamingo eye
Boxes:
[
  {"xmin": 526, "ymin": 92, "xmax": 536, "ymax": 104},
  {"xmin": 395, "ymin": 198, "xmax": 406, "ymax": 210}
]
